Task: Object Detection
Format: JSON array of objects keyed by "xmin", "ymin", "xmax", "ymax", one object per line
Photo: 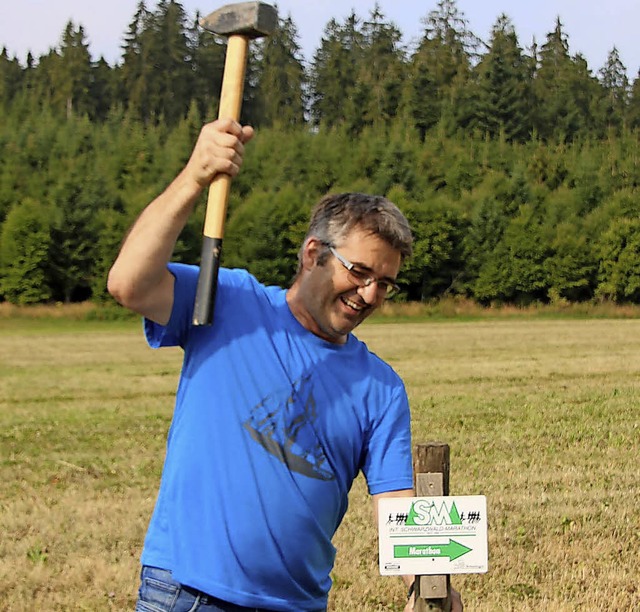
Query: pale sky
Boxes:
[{"xmin": 1, "ymin": 0, "xmax": 638, "ymax": 79}]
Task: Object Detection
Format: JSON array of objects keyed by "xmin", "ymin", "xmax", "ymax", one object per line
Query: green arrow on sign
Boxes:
[{"xmin": 394, "ymin": 540, "xmax": 472, "ymax": 561}]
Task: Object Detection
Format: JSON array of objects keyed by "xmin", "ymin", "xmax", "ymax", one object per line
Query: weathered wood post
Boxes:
[{"xmin": 413, "ymin": 442, "xmax": 452, "ymax": 612}]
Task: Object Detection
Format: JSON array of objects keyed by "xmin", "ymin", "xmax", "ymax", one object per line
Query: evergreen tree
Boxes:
[
  {"xmin": 310, "ymin": 13, "xmax": 364, "ymax": 127},
  {"xmin": 596, "ymin": 217, "xmax": 640, "ymax": 302},
  {"xmin": 533, "ymin": 17, "xmax": 598, "ymax": 141},
  {"xmin": 46, "ymin": 116, "xmax": 101, "ymax": 302},
  {"xmin": 474, "ymin": 203, "xmax": 553, "ymax": 304},
  {"xmin": 255, "ymin": 14, "xmax": 307, "ymax": 127},
  {"xmin": 544, "ymin": 219, "xmax": 596, "ymax": 302},
  {"xmin": 188, "ymin": 11, "xmax": 225, "ymax": 121},
  {"xmin": 91, "ymin": 208, "xmax": 131, "ymax": 301},
  {"xmin": 461, "ymin": 171, "xmax": 528, "ymax": 295},
  {"xmin": 146, "ymin": 0, "xmax": 194, "ymax": 125},
  {"xmin": 27, "ymin": 49, "xmax": 60, "ymax": 112},
  {"xmin": 419, "ymin": 0, "xmax": 478, "ymax": 83},
  {"xmin": 0, "ymin": 198, "xmax": 56, "ymax": 304},
  {"xmin": 572, "ymin": 53, "xmax": 602, "ymax": 134},
  {"xmin": 533, "ymin": 17, "xmax": 571, "ymax": 139},
  {"xmin": 597, "ymin": 47, "xmax": 630, "ymax": 132},
  {"xmin": 399, "ymin": 195, "xmax": 466, "ymax": 300},
  {"xmin": 225, "ymin": 183, "xmax": 309, "ymax": 287},
  {"xmin": 473, "ymin": 14, "xmax": 532, "ymax": 142},
  {"xmin": 10, "ymin": 52, "xmax": 40, "ymax": 118},
  {"xmin": 54, "ymin": 21, "xmax": 93, "ymax": 118},
  {"xmin": 409, "ymin": 0, "xmax": 479, "ymax": 135},
  {"xmin": 119, "ymin": 1, "xmax": 154, "ymax": 122},
  {"xmin": 0, "ymin": 48, "xmax": 23, "ymax": 109},
  {"xmin": 89, "ymin": 57, "xmax": 115, "ymax": 121},
  {"xmin": 628, "ymin": 71, "xmax": 640, "ymax": 129},
  {"xmin": 356, "ymin": 4, "xmax": 405, "ymax": 128},
  {"xmin": 404, "ymin": 45, "xmax": 440, "ymax": 140}
]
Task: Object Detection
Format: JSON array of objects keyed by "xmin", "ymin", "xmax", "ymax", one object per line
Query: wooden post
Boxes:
[{"xmin": 413, "ymin": 442, "xmax": 452, "ymax": 612}]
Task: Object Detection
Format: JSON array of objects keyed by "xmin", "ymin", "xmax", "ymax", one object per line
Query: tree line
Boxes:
[{"xmin": 1, "ymin": 0, "xmax": 639, "ymax": 305}]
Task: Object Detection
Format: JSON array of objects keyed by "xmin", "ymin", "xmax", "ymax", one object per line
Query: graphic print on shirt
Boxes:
[{"xmin": 243, "ymin": 374, "xmax": 335, "ymax": 481}]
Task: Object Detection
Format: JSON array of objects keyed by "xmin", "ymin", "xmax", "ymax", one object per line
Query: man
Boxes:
[{"xmin": 108, "ymin": 119, "xmax": 462, "ymax": 611}]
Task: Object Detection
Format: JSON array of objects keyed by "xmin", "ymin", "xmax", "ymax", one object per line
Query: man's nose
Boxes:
[{"xmin": 357, "ymin": 281, "xmax": 381, "ymax": 305}]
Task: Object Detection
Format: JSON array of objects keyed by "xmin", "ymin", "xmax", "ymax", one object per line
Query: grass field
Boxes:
[{"xmin": 1, "ymin": 315, "xmax": 639, "ymax": 611}]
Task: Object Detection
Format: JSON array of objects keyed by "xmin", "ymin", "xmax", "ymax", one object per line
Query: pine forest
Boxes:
[{"xmin": 1, "ymin": 0, "xmax": 640, "ymax": 306}]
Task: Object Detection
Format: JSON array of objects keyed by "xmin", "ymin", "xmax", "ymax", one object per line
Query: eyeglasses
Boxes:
[{"xmin": 327, "ymin": 245, "xmax": 400, "ymax": 298}]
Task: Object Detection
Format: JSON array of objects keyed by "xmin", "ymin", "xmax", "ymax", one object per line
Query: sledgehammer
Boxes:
[{"xmin": 193, "ymin": 2, "xmax": 277, "ymax": 326}]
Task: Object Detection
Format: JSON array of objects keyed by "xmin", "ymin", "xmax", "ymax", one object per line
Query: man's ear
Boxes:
[{"xmin": 301, "ymin": 237, "xmax": 322, "ymax": 270}]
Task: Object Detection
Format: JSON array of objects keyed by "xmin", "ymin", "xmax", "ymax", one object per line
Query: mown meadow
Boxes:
[{"xmin": 1, "ymin": 310, "xmax": 639, "ymax": 610}]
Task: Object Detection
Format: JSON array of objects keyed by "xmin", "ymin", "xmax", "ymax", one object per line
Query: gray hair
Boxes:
[{"xmin": 297, "ymin": 193, "xmax": 413, "ymax": 271}]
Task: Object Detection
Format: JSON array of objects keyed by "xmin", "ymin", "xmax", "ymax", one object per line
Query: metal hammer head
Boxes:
[{"xmin": 200, "ymin": 2, "xmax": 278, "ymax": 39}]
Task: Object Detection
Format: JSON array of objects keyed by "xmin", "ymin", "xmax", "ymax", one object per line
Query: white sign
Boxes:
[{"xmin": 378, "ymin": 495, "xmax": 488, "ymax": 575}]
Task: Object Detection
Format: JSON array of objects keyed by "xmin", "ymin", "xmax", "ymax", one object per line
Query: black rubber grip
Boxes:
[{"xmin": 192, "ymin": 236, "xmax": 223, "ymax": 326}]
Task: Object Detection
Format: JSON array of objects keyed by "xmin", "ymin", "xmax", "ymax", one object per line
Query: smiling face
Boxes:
[{"xmin": 286, "ymin": 227, "xmax": 402, "ymax": 344}]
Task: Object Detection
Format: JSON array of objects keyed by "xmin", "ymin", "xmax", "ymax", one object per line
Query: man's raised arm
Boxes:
[{"xmin": 107, "ymin": 119, "xmax": 253, "ymax": 325}]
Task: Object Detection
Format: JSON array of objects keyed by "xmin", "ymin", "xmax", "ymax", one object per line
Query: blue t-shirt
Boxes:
[{"xmin": 141, "ymin": 264, "xmax": 413, "ymax": 611}]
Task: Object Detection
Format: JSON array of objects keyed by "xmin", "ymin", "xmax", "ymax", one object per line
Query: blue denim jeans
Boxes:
[{"xmin": 135, "ymin": 566, "xmax": 326, "ymax": 612}]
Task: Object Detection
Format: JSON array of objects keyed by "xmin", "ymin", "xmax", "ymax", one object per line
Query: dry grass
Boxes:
[
  {"xmin": 0, "ymin": 302, "xmax": 99, "ymax": 319},
  {"xmin": 1, "ymin": 317, "xmax": 639, "ymax": 611},
  {"xmin": 374, "ymin": 296, "xmax": 640, "ymax": 321},
  {"xmin": 4, "ymin": 296, "xmax": 640, "ymax": 323}
]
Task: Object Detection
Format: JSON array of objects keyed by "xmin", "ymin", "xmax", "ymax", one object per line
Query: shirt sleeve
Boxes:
[
  {"xmin": 362, "ymin": 383, "xmax": 414, "ymax": 495},
  {"xmin": 144, "ymin": 263, "xmax": 199, "ymax": 349}
]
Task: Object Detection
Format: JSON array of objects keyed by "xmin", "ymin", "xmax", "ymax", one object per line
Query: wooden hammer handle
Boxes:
[{"xmin": 193, "ymin": 35, "xmax": 249, "ymax": 326}]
